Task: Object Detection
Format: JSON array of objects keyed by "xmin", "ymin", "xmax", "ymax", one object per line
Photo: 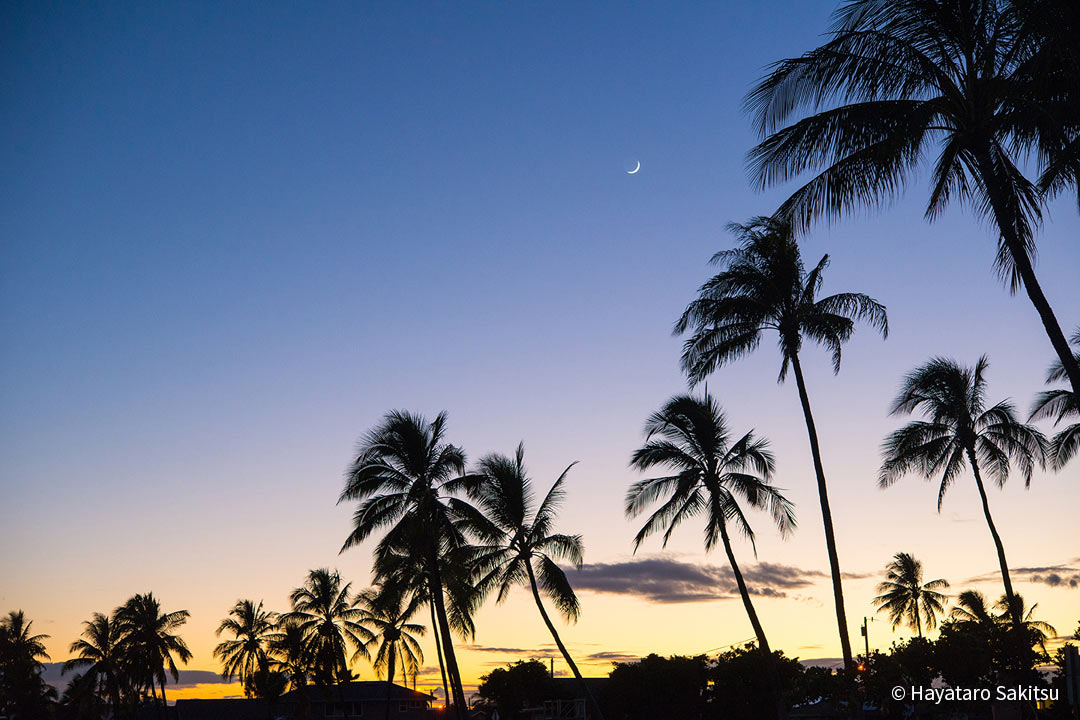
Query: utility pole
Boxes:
[{"xmin": 860, "ymin": 617, "xmax": 870, "ymax": 658}]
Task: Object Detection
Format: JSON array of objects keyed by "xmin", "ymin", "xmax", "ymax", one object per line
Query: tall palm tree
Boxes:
[
  {"xmin": 267, "ymin": 619, "xmax": 311, "ymax": 692},
  {"xmin": 745, "ymin": 0, "xmax": 1080, "ymax": 399},
  {"xmin": 879, "ymin": 357, "xmax": 1047, "ymax": 625},
  {"xmin": 1030, "ymin": 328, "xmax": 1080, "ymax": 470},
  {"xmin": 281, "ymin": 569, "xmax": 372, "ymax": 688},
  {"xmin": 213, "ymin": 600, "xmax": 278, "ymax": 698},
  {"xmin": 114, "ymin": 593, "xmax": 191, "ymax": 709},
  {"xmin": 675, "ymin": 217, "xmax": 886, "ymax": 671},
  {"xmin": 470, "ymin": 443, "xmax": 608, "ymax": 720},
  {"xmin": 355, "ymin": 586, "xmax": 425, "ymax": 720},
  {"xmin": 873, "ymin": 553, "xmax": 949, "ymax": 637},
  {"xmin": 627, "ymin": 395, "xmax": 795, "ymax": 719},
  {"xmin": 64, "ymin": 612, "xmax": 124, "ymax": 718},
  {"xmin": 339, "ymin": 410, "xmax": 486, "ymax": 718}
]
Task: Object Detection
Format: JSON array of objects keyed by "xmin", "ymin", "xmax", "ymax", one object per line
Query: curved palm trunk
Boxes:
[
  {"xmin": 525, "ymin": 562, "xmax": 606, "ymax": 720},
  {"xmin": 719, "ymin": 524, "xmax": 786, "ymax": 720},
  {"xmin": 974, "ymin": 150, "xmax": 1080, "ymax": 399},
  {"xmin": 790, "ymin": 353, "xmax": 854, "ymax": 672},
  {"xmin": 966, "ymin": 448, "xmax": 1020, "ymax": 626},
  {"xmin": 425, "ymin": 552, "xmax": 469, "ymax": 719},
  {"xmin": 428, "ymin": 601, "xmax": 451, "ymax": 711}
]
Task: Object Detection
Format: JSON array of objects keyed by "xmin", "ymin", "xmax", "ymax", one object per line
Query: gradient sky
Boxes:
[{"xmin": 2, "ymin": 0, "xmax": 1078, "ymax": 704}]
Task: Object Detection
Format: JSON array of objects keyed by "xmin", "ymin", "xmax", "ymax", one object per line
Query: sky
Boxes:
[{"xmin": 2, "ymin": 0, "xmax": 1078, "ymax": 704}]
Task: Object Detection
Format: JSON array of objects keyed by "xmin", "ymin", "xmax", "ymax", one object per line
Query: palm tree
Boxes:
[
  {"xmin": 745, "ymin": 0, "xmax": 1080, "ymax": 399},
  {"xmin": 355, "ymin": 586, "xmax": 425, "ymax": 720},
  {"xmin": 950, "ymin": 590, "xmax": 997, "ymax": 631},
  {"xmin": 873, "ymin": 553, "xmax": 949, "ymax": 637},
  {"xmin": 993, "ymin": 593, "xmax": 1057, "ymax": 653},
  {"xmin": 267, "ymin": 619, "xmax": 311, "ymax": 692},
  {"xmin": 879, "ymin": 357, "xmax": 1047, "ymax": 625},
  {"xmin": 281, "ymin": 569, "xmax": 372, "ymax": 688},
  {"xmin": 339, "ymin": 410, "xmax": 486, "ymax": 718},
  {"xmin": 63, "ymin": 612, "xmax": 124, "ymax": 718},
  {"xmin": 675, "ymin": 217, "xmax": 886, "ymax": 671},
  {"xmin": 213, "ymin": 600, "xmax": 278, "ymax": 698},
  {"xmin": 1030, "ymin": 328, "xmax": 1080, "ymax": 470},
  {"xmin": 626, "ymin": 395, "xmax": 795, "ymax": 719},
  {"xmin": 114, "ymin": 593, "xmax": 192, "ymax": 710},
  {"xmin": 470, "ymin": 443, "xmax": 608, "ymax": 720},
  {"xmin": 0, "ymin": 610, "xmax": 52, "ymax": 718}
]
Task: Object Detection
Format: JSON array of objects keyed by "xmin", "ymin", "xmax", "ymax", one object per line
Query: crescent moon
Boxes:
[{"xmin": 627, "ymin": 160, "xmax": 640, "ymax": 174}]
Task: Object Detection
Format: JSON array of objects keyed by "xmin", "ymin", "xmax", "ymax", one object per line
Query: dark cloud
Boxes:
[
  {"xmin": 40, "ymin": 665, "xmax": 233, "ymax": 693},
  {"xmin": 466, "ymin": 645, "xmax": 545, "ymax": 655},
  {"xmin": 583, "ymin": 651, "xmax": 641, "ymax": 665},
  {"xmin": 572, "ymin": 558, "xmax": 833, "ymax": 603},
  {"xmin": 965, "ymin": 562, "xmax": 1080, "ymax": 588}
]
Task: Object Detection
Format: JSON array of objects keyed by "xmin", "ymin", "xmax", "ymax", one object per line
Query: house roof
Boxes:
[{"xmin": 282, "ymin": 680, "xmax": 433, "ymax": 702}]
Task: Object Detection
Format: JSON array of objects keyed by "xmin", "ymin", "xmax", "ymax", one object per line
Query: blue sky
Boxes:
[{"xmin": 2, "ymin": 0, "xmax": 1078, "ymax": 689}]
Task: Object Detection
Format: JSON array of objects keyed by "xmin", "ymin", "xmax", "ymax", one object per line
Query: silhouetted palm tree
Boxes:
[
  {"xmin": 1030, "ymin": 328, "xmax": 1080, "ymax": 470},
  {"xmin": 0, "ymin": 610, "xmax": 52, "ymax": 719},
  {"xmin": 213, "ymin": 600, "xmax": 278, "ymax": 698},
  {"xmin": 471, "ymin": 443, "xmax": 607, "ymax": 720},
  {"xmin": 745, "ymin": 0, "xmax": 1080, "ymax": 398},
  {"xmin": 64, "ymin": 612, "xmax": 123, "ymax": 717},
  {"xmin": 267, "ymin": 620, "xmax": 311, "ymax": 692},
  {"xmin": 355, "ymin": 587, "xmax": 425, "ymax": 720},
  {"xmin": 951, "ymin": 590, "xmax": 996, "ymax": 631},
  {"xmin": 675, "ymin": 218, "xmax": 885, "ymax": 671},
  {"xmin": 880, "ymin": 357, "xmax": 1047, "ymax": 625},
  {"xmin": 993, "ymin": 593, "xmax": 1057, "ymax": 652},
  {"xmin": 114, "ymin": 593, "xmax": 191, "ymax": 710},
  {"xmin": 339, "ymin": 410, "xmax": 485, "ymax": 718},
  {"xmin": 873, "ymin": 553, "xmax": 949, "ymax": 637},
  {"xmin": 627, "ymin": 395, "xmax": 795, "ymax": 719},
  {"xmin": 281, "ymin": 569, "xmax": 372, "ymax": 687}
]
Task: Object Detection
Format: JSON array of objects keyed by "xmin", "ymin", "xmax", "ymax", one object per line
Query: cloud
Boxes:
[
  {"xmin": 572, "ymin": 557, "xmax": 833, "ymax": 603},
  {"xmin": 964, "ymin": 561, "xmax": 1080, "ymax": 589},
  {"xmin": 583, "ymin": 651, "xmax": 641, "ymax": 665}
]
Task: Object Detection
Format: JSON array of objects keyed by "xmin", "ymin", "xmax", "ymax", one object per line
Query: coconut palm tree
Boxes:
[
  {"xmin": 675, "ymin": 217, "xmax": 886, "ymax": 671},
  {"xmin": 627, "ymin": 395, "xmax": 795, "ymax": 719},
  {"xmin": 470, "ymin": 443, "xmax": 607, "ymax": 720},
  {"xmin": 355, "ymin": 587, "xmax": 425, "ymax": 720},
  {"xmin": 281, "ymin": 569, "xmax": 372, "ymax": 688},
  {"xmin": 993, "ymin": 594, "xmax": 1057, "ymax": 653},
  {"xmin": 1030, "ymin": 328, "xmax": 1080, "ymax": 470},
  {"xmin": 267, "ymin": 619, "xmax": 311, "ymax": 692},
  {"xmin": 339, "ymin": 410, "xmax": 486, "ymax": 718},
  {"xmin": 213, "ymin": 600, "xmax": 278, "ymax": 698},
  {"xmin": 0, "ymin": 610, "xmax": 53, "ymax": 719},
  {"xmin": 873, "ymin": 553, "xmax": 949, "ymax": 637},
  {"xmin": 879, "ymin": 357, "xmax": 1047, "ymax": 625},
  {"xmin": 745, "ymin": 0, "xmax": 1080, "ymax": 399},
  {"xmin": 114, "ymin": 593, "xmax": 191, "ymax": 710},
  {"xmin": 63, "ymin": 612, "xmax": 124, "ymax": 718},
  {"xmin": 950, "ymin": 590, "xmax": 997, "ymax": 631}
]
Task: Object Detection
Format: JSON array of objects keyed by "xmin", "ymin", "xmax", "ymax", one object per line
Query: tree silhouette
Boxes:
[
  {"xmin": 873, "ymin": 553, "xmax": 949, "ymax": 637},
  {"xmin": 63, "ymin": 612, "xmax": 124, "ymax": 718},
  {"xmin": 470, "ymin": 443, "xmax": 607, "ymax": 720},
  {"xmin": 627, "ymin": 395, "xmax": 795, "ymax": 719},
  {"xmin": 880, "ymin": 357, "xmax": 1046, "ymax": 625},
  {"xmin": 355, "ymin": 586, "xmax": 425, "ymax": 720},
  {"xmin": 676, "ymin": 216, "xmax": 886, "ymax": 671},
  {"xmin": 1030, "ymin": 328, "xmax": 1080, "ymax": 470},
  {"xmin": 114, "ymin": 593, "xmax": 191, "ymax": 710},
  {"xmin": 745, "ymin": 0, "xmax": 1080, "ymax": 398},
  {"xmin": 213, "ymin": 600, "xmax": 278, "ymax": 698}
]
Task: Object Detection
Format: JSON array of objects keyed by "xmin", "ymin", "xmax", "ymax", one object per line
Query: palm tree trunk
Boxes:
[
  {"xmin": 525, "ymin": 562, "xmax": 606, "ymax": 720},
  {"xmin": 719, "ymin": 523, "xmax": 786, "ymax": 720},
  {"xmin": 428, "ymin": 600, "xmax": 451, "ymax": 712},
  {"xmin": 384, "ymin": 644, "xmax": 397, "ymax": 720},
  {"xmin": 966, "ymin": 448, "xmax": 1020, "ymax": 625},
  {"xmin": 974, "ymin": 149, "xmax": 1080, "ymax": 399},
  {"xmin": 790, "ymin": 352, "xmax": 854, "ymax": 672},
  {"xmin": 425, "ymin": 555, "xmax": 469, "ymax": 719}
]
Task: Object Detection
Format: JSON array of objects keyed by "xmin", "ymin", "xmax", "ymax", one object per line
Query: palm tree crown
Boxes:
[
  {"xmin": 354, "ymin": 587, "xmax": 425, "ymax": 685},
  {"xmin": 63, "ymin": 612, "xmax": 123, "ymax": 716},
  {"xmin": 745, "ymin": 0, "xmax": 1080, "ymax": 396},
  {"xmin": 873, "ymin": 552, "xmax": 949, "ymax": 637},
  {"xmin": 1030, "ymin": 328, "xmax": 1080, "ymax": 469},
  {"xmin": 675, "ymin": 216, "xmax": 887, "ymax": 384},
  {"xmin": 113, "ymin": 593, "xmax": 191, "ymax": 706},
  {"xmin": 213, "ymin": 599, "xmax": 278, "ymax": 697},
  {"xmin": 281, "ymin": 569, "xmax": 372, "ymax": 687}
]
